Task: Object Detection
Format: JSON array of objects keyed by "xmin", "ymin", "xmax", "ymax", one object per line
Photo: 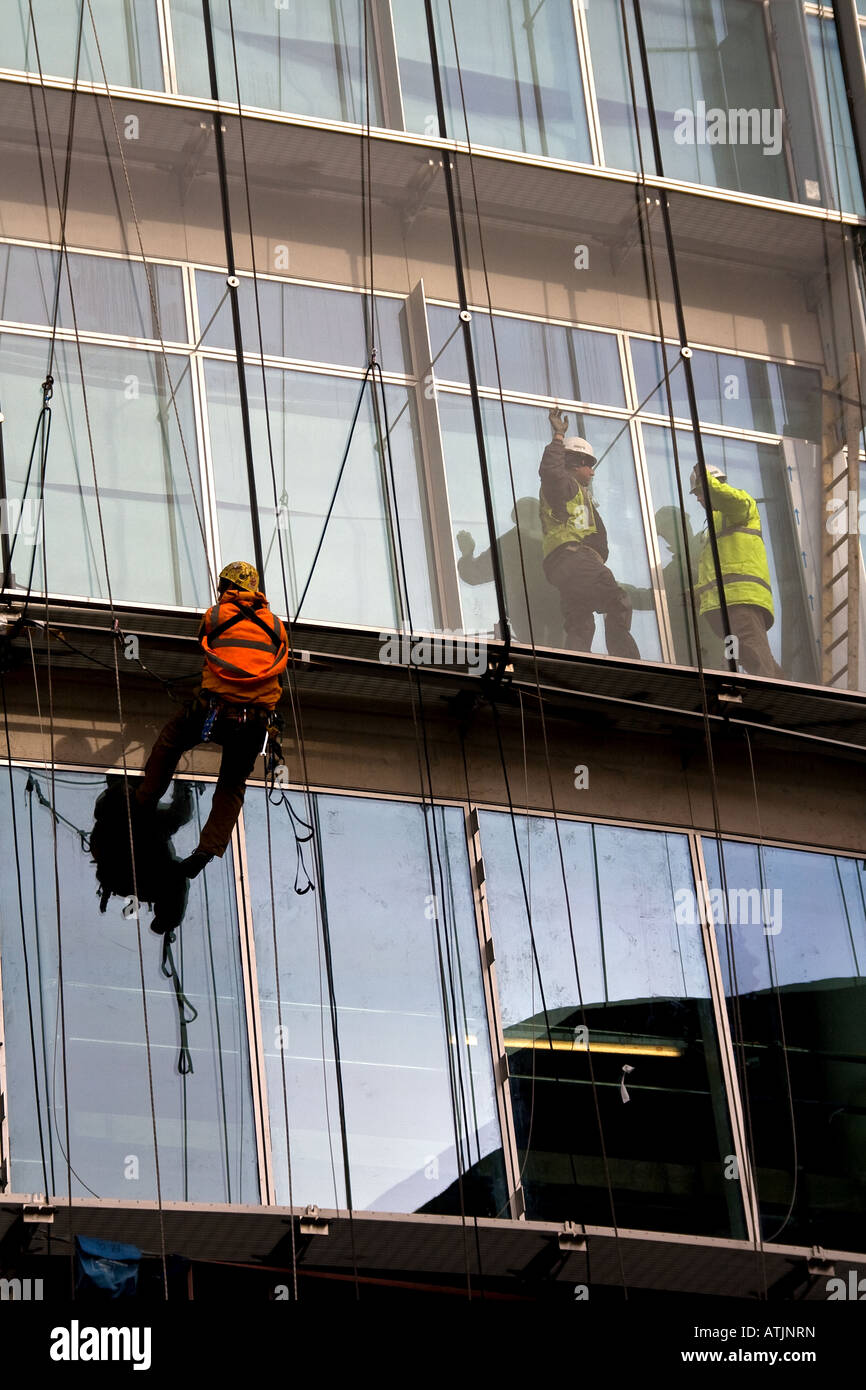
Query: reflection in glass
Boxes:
[
  {"xmin": 0, "ymin": 768, "xmax": 257, "ymax": 1202},
  {"xmin": 393, "ymin": 0, "xmax": 591, "ymax": 161},
  {"xmin": 480, "ymin": 812, "xmax": 744, "ymax": 1236},
  {"xmin": 0, "ymin": 334, "xmax": 209, "ymax": 607},
  {"xmin": 427, "ymin": 304, "xmax": 625, "ymax": 407},
  {"xmin": 439, "ymin": 393, "xmax": 660, "ymax": 658},
  {"xmin": 805, "ymin": 14, "xmax": 865, "ymax": 217},
  {"xmin": 6, "ymin": 0, "xmax": 163, "ymax": 89},
  {"xmin": 642, "ymin": 424, "xmax": 819, "ymax": 681},
  {"xmin": 196, "ymin": 273, "xmax": 408, "ymax": 371},
  {"xmin": 170, "ymin": 0, "xmax": 379, "ymax": 124},
  {"xmin": 631, "ymin": 338, "xmax": 822, "ymax": 445},
  {"xmin": 204, "ymin": 362, "xmax": 436, "ymax": 630},
  {"xmin": 0, "ymin": 245, "xmax": 187, "ymax": 343},
  {"xmin": 705, "ymin": 839, "xmax": 866, "ymax": 1252},
  {"xmin": 590, "ymin": 0, "xmax": 789, "ymax": 200},
  {"xmin": 244, "ymin": 789, "xmax": 506, "ymax": 1215}
]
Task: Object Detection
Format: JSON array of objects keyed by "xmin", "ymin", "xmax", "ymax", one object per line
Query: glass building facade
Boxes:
[{"xmin": 1, "ymin": 0, "xmax": 866, "ymax": 1294}]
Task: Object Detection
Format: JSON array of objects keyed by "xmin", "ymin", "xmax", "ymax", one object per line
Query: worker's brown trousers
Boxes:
[{"xmin": 137, "ymin": 697, "xmax": 271, "ymax": 856}]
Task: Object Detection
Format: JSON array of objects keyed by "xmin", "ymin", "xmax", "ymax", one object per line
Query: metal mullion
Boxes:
[
  {"xmin": 462, "ymin": 805, "xmax": 524, "ymax": 1221},
  {"xmin": 631, "ymin": 415, "xmax": 676, "ymax": 665},
  {"xmin": 572, "ymin": 0, "xmax": 604, "ymax": 168},
  {"xmin": 155, "ymin": 0, "xmax": 177, "ymax": 95},
  {"xmin": 370, "ymin": 0, "xmax": 405, "ymax": 132},
  {"xmin": 688, "ymin": 832, "xmax": 762, "ymax": 1247},
  {"xmin": 230, "ymin": 806, "xmax": 275, "ymax": 1206}
]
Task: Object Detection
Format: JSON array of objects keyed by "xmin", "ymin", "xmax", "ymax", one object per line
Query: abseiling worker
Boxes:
[
  {"xmin": 539, "ymin": 407, "xmax": 640, "ymax": 659},
  {"xmin": 689, "ymin": 463, "xmax": 784, "ymax": 678},
  {"xmin": 135, "ymin": 560, "xmax": 289, "ymax": 878}
]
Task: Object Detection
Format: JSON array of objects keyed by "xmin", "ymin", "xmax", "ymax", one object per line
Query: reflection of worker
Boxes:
[
  {"xmin": 90, "ymin": 777, "xmax": 192, "ymax": 936},
  {"xmin": 690, "ymin": 464, "xmax": 784, "ymax": 678},
  {"xmin": 456, "ymin": 498, "xmax": 565, "ymax": 647},
  {"xmin": 626, "ymin": 506, "xmax": 725, "ymax": 668},
  {"xmin": 539, "ymin": 408, "xmax": 639, "ymax": 658},
  {"xmin": 136, "ymin": 561, "xmax": 289, "ymax": 878}
]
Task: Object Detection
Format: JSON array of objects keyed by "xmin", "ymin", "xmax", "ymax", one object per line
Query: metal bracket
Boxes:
[
  {"xmin": 22, "ymin": 1199, "xmax": 54, "ymax": 1225},
  {"xmin": 807, "ymin": 1245, "xmax": 834, "ymax": 1277},
  {"xmin": 558, "ymin": 1222, "xmax": 587, "ymax": 1253},
  {"xmin": 298, "ymin": 1204, "xmax": 329, "ymax": 1237}
]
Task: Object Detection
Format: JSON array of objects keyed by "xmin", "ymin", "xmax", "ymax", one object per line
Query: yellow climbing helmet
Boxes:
[{"xmin": 219, "ymin": 560, "xmax": 259, "ymax": 592}]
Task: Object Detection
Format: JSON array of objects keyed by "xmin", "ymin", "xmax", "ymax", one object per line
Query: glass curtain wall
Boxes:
[
  {"xmin": 392, "ymin": 0, "xmax": 592, "ymax": 161},
  {"xmin": 0, "ymin": 768, "xmax": 258, "ymax": 1203},
  {"xmin": 169, "ymin": 0, "xmax": 379, "ymax": 123},
  {"xmin": 4, "ymin": 0, "xmax": 164, "ymax": 89},
  {"xmin": 478, "ymin": 811, "xmax": 745, "ymax": 1237},
  {"xmin": 242, "ymin": 788, "xmax": 507, "ymax": 1216},
  {"xmin": 704, "ymin": 838, "xmax": 866, "ymax": 1252}
]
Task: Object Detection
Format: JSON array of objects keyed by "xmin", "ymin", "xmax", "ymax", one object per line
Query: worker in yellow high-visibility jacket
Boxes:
[{"xmin": 690, "ymin": 464, "xmax": 784, "ymax": 678}]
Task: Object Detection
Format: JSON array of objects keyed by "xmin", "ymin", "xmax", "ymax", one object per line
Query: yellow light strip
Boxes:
[{"xmin": 503, "ymin": 1038, "xmax": 683, "ymax": 1057}]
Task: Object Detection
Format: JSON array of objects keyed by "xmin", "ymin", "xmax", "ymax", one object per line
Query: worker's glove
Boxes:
[
  {"xmin": 548, "ymin": 407, "xmax": 569, "ymax": 436},
  {"xmin": 456, "ymin": 530, "xmax": 475, "ymax": 557}
]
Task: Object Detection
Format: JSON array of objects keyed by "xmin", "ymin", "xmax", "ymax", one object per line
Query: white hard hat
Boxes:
[
  {"xmin": 689, "ymin": 463, "xmax": 726, "ymax": 493},
  {"xmin": 563, "ymin": 436, "xmax": 597, "ymax": 464}
]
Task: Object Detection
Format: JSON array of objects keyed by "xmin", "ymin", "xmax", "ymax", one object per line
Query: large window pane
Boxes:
[
  {"xmin": 805, "ymin": 14, "xmax": 866, "ymax": 216},
  {"xmin": 631, "ymin": 338, "xmax": 822, "ymax": 444},
  {"xmin": 439, "ymin": 393, "xmax": 660, "ymax": 657},
  {"xmin": 0, "ymin": 334, "xmax": 209, "ymax": 608},
  {"xmin": 428, "ymin": 304, "xmax": 625, "ymax": 406},
  {"xmin": 393, "ymin": 0, "xmax": 592, "ymax": 162},
  {"xmin": 642, "ymin": 424, "xmax": 819, "ymax": 680},
  {"xmin": 6, "ymin": 0, "xmax": 163, "ymax": 90},
  {"xmin": 0, "ymin": 768, "xmax": 258, "ymax": 1202},
  {"xmin": 590, "ymin": 0, "xmax": 790, "ymax": 200},
  {"xmin": 481, "ymin": 812, "xmax": 744, "ymax": 1236},
  {"xmin": 244, "ymin": 789, "xmax": 506, "ymax": 1215},
  {"xmin": 170, "ymin": 0, "xmax": 379, "ymax": 124},
  {"xmin": 205, "ymin": 361, "xmax": 436, "ymax": 629},
  {"xmin": 704, "ymin": 839, "xmax": 866, "ymax": 1251},
  {"xmin": 195, "ymin": 272, "xmax": 409, "ymax": 372},
  {"xmin": 0, "ymin": 246, "xmax": 187, "ymax": 343}
]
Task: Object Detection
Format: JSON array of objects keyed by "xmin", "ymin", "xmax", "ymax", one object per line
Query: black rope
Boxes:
[
  {"xmin": 628, "ymin": 0, "xmax": 735, "ymax": 672},
  {"xmin": 293, "ymin": 364, "xmax": 374, "ymax": 621},
  {"xmin": 161, "ymin": 934, "xmax": 198, "ymax": 1076},
  {"xmin": 422, "ymin": 0, "xmax": 511, "ymax": 677},
  {"xmin": 201, "ymin": 0, "xmax": 264, "ymax": 581}
]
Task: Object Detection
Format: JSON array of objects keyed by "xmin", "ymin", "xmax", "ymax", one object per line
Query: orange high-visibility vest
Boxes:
[{"xmin": 200, "ymin": 591, "xmax": 289, "ymax": 691}]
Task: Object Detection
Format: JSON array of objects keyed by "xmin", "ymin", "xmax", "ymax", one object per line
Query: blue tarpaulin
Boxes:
[{"xmin": 74, "ymin": 1235, "xmax": 142, "ymax": 1298}]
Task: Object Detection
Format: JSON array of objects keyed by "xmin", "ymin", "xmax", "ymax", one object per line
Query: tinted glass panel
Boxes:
[
  {"xmin": 0, "ymin": 246, "xmax": 187, "ymax": 343},
  {"xmin": 428, "ymin": 304, "xmax": 624, "ymax": 406},
  {"xmin": 244, "ymin": 789, "xmax": 506, "ymax": 1214},
  {"xmin": 598, "ymin": 0, "xmax": 789, "ymax": 200},
  {"xmin": 631, "ymin": 338, "xmax": 822, "ymax": 444},
  {"xmin": 806, "ymin": 15, "xmax": 865, "ymax": 216},
  {"xmin": 481, "ymin": 812, "xmax": 744, "ymax": 1236},
  {"xmin": 6, "ymin": 0, "xmax": 163, "ymax": 89},
  {"xmin": 196, "ymin": 272, "xmax": 409, "ymax": 372},
  {"xmin": 439, "ymin": 393, "xmax": 660, "ymax": 657},
  {"xmin": 704, "ymin": 839, "xmax": 866, "ymax": 1251},
  {"xmin": 0, "ymin": 335, "xmax": 209, "ymax": 607},
  {"xmin": 0, "ymin": 768, "xmax": 258, "ymax": 1202},
  {"xmin": 393, "ymin": 0, "xmax": 591, "ymax": 161},
  {"xmin": 170, "ymin": 0, "xmax": 379, "ymax": 123},
  {"xmin": 205, "ymin": 361, "xmax": 436, "ymax": 630}
]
